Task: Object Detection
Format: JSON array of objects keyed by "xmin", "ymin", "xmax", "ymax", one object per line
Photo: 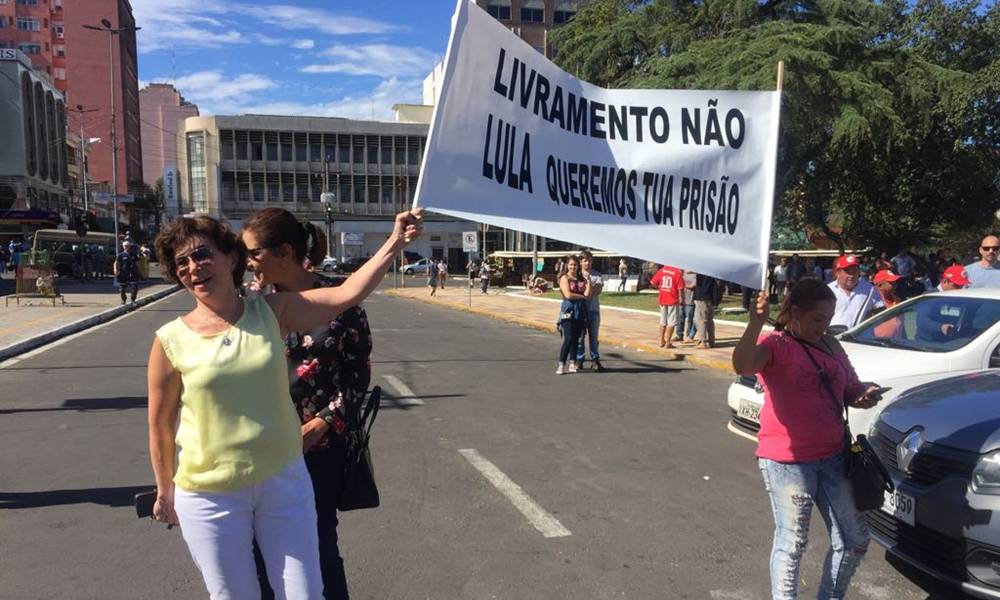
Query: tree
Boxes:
[{"xmin": 550, "ymin": 0, "xmax": 1000, "ymax": 252}]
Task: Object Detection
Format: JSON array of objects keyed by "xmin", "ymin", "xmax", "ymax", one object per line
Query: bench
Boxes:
[{"xmin": 4, "ymin": 293, "xmax": 66, "ymax": 307}]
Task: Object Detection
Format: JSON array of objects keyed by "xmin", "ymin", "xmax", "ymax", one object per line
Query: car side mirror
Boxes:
[{"xmin": 827, "ymin": 325, "xmax": 848, "ymax": 336}]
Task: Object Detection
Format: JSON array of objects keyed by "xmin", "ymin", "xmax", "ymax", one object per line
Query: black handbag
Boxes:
[
  {"xmin": 792, "ymin": 335, "xmax": 894, "ymax": 511},
  {"xmin": 338, "ymin": 386, "xmax": 381, "ymax": 511}
]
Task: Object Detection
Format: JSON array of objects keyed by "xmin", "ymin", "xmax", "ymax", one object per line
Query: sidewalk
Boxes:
[
  {"xmin": 385, "ymin": 283, "xmax": 747, "ymax": 372},
  {"xmin": 0, "ymin": 267, "xmax": 179, "ymax": 361}
]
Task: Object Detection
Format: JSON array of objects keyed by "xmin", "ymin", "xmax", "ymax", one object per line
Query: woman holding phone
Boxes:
[
  {"xmin": 732, "ymin": 279, "xmax": 884, "ymax": 600},
  {"xmin": 147, "ymin": 209, "xmax": 421, "ymax": 599}
]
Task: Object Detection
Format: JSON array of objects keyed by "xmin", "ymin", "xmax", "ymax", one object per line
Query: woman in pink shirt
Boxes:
[{"xmin": 733, "ymin": 279, "xmax": 883, "ymax": 600}]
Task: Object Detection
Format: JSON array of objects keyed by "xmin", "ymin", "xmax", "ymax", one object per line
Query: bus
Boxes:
[{"xmin": 31, "ymin": 229, "xmax": 116, "ymax": 278}]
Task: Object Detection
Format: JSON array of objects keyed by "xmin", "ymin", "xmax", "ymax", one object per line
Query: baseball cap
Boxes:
[
  {"xmin": 873, "ymin": 270, "xmax": 901, "ymax": 284},
  {"xmin": 834, "ymin": 255, "xmax": 860, "ymax": 270},
  {"xmin": 942, "ymin": 265, "xmax": 970, "ymax": 287}
]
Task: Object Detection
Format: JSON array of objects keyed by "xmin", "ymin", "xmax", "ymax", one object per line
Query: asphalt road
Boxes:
[{"xmin": 0, "ymin": 285, "xmax": 945, "ymax": 599}]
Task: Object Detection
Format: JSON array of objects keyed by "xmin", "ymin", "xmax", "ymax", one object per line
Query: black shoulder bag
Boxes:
[
  {"xmin": 792, "ymin": 335, "xmax": 894, "ymax": 511},
  {"xmin": 338, "ymin": 386, "xmax": 381, "ymax": 511}
]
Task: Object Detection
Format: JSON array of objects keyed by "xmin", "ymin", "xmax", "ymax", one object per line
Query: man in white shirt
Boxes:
[
  {"xmin": 828, "ymin": 255, "xmax": 883, "ymax": 329},
  {"xmin": 772, "ymin": 257, "xmax": 788, "ymax": 301}
]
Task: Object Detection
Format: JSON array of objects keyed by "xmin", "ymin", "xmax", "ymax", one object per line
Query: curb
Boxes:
[
  {"xmin": 385, "ymin": 289, "xmax": 735, "ymax": 373},
  {"xmin": 0, "ymin": 284, "xmax": 182, "ymax": 363}
]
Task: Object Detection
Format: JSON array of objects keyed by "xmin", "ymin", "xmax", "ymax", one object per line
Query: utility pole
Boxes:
[
  {"xmin": 83, "ymin": 18, "xmax": 141, "ymax": 251},
  {"xmin": 74, "ymin": 104, "xmax": 99, "ymax": 213}
]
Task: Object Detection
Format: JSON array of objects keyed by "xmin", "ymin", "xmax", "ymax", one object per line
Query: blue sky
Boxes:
[{"xmin": 132, "ymin": 0, "xmax": 458, "ymax": 119}]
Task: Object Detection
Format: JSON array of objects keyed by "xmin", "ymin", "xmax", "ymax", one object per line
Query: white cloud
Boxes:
[
  {"xmin": 171, "ymin": 76, "xmax": 423, "ymax": 121},
  {"xmin": 152, "ymin": 70, "xmax": 277, "ymax": 104},
  {"xmin": 130, "ymin": 1, "xmax": 398, "ymax": 54},
  {"xmin": 301, "ymin": 44, "xmax": 437, "ymax": 78},
  {"xmin": 240, "ymin": 5, "xmax": 399, "ymax": 36}
]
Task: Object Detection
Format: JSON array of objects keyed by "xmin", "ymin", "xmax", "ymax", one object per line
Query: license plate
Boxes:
[
  {"xmin": 880, "ymin": 488, "xmax": 915, "ymax": 527},
  {"xmin": 737, "ymin": 399, "xmax": 761, "ymax": 424}
]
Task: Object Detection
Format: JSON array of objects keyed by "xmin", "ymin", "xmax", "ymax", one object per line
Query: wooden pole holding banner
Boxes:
[{"xmin": 761, "ymin": 61, "xmax": 785, "ymax": 296}]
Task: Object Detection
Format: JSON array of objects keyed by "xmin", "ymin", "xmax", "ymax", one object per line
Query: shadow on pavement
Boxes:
[
  {"xmin": 0, "ymin": 485, "xmax": 151, "ymax": 509},
  {"xmin": 0, "ymin": 396, "xmax": 147, "ymax": 414}
]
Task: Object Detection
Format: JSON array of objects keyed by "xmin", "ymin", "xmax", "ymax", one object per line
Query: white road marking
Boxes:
[
  {"xmin": 383, "ymin": 374, "xmax": 425, "ymax": 406},
  {"xmin": 0, "ymin": 291, "xmax": 178, "ymax": 369},
  {"xmin": 458, "ymin": 448, "xmax": 571, "ymax": 539}
]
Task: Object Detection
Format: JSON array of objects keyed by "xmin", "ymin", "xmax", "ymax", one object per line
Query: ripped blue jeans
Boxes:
[{"xmin": 759, "ymin": 454, "xmax": 870, "ymax": 600}]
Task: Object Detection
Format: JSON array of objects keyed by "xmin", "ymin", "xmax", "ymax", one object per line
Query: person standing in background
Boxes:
[
  {"xmin": 676, "ymin": 270, "xmax": 697, "ymax": 344},
  {"xmin": 650, "ymin": 264, "xmax": 684, "ymax": 349},
  {"xmin": 575, "ymin": 250, "xmax": 605, "ymax": 372},
  {"xmin": 966, "ymin": 235, "xmax": 1000, "ymax": 288},
  {"xmin": 693, "ymin": 274, "xmax": 719, "ymax": 349},
  {"xmin": 617, "ymin": 258, "xmax": 628, "ymax": 292}
]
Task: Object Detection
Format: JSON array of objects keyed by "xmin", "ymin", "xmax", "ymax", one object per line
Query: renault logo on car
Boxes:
[{"xmin": 897, "ymin": 429, "xmax": 924, "ymax": 473}]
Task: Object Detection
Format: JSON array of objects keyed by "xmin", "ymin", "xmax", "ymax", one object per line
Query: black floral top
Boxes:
[{"xmin": 284, "ymin": 275, "xmax": 373, "ymax": 452}]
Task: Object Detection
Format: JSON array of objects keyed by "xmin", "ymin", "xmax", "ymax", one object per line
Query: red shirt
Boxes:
[{"xmin": 649, "ymin": 266, "xmax": 683, "ymax": 306}]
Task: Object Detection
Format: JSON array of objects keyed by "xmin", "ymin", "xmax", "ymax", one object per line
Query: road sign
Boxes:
[{"xmin": 462, "ymin": 231, "xmax": 478, "ymax": 253}]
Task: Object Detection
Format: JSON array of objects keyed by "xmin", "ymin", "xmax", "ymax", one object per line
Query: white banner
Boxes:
[{"xmin": 415, "ymin": 0, "xmax": 781, "ymax": 289}]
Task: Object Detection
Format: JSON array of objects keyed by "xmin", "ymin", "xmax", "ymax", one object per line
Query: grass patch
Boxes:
[{"xmin": 536, "ymin": 290, "xmax": 782, "ymax": 321}]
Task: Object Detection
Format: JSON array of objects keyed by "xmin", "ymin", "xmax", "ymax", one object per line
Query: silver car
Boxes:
[{"xmin": 867, "ymin": 370, "xmax": 1000, "ymax": 599}]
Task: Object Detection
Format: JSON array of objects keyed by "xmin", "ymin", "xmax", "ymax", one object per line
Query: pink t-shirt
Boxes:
[{"xmin": 755, "ymin": 332, "xmax": 866, "ymax": 462}]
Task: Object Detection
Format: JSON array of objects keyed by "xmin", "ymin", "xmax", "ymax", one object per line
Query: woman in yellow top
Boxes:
[{"xmin": 148, "ymin": 209, "xmax": 422, "ymax": 599}]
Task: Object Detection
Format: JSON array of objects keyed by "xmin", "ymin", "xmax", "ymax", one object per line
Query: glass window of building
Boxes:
[
  {"xmin": 19, "ymin": 43, "xmax": 41, "ymax": 54},
  {"xmin": 187, "ymin": 132, "xmax": 207, "ymax": 212},
  {"xmin": 250, "ymin": 132, "xmax": 263, "ymax": 161},
  {"xmin": 235, "ymin": 132, "xmax": 249, "ymax": 160},
  {"xmin": 394, "ymin": 142, "xmax": 405, "ymax": 164},
  {"xmin": 338, "ymin": 144, "xmax": 350, "ymax": 164},
  {"xmin": 381, "ymin": 144, "xmax": 392, "ymax": 165},
  {"xmin": 266, "ymin": 141, "xmax": 278, "ymax": 161},
  {"xmin": 280, "ymin": 135, "xmax": 292, "ymax": 161},
  {"xmin": 310, "ymin": 140, "xmax": 321, "ymax": 162},
  {"xmin": 353, "ymin": 145, "xmax": 364, "ymax": 164},
  {"xmin": 295, "ymin": 142, "xmax": 307, "ymax": 162},
  {"xmin": 487, "ymin": 0, "xmax": 511, "ymax": 20},
  {"xmin": 17, "ymin": 18, "xmax": 40, "ymax": 31},
  {"xmin": 339, "ymin": 183, "xmax": 351, "ymax": 205},
  {"xmin": 220, "ymin": 131, "xmax": 234, "ymax": 159},
  {"xmin": 521, "ymin": 0, "xmax": 544, "ymax": 23},
  {"xmin": 354, "ymin": 184, "xmax": 365, "ymax": 204},
  {"xmin": 554, "ymin": 2, "xmax": 577, "ymax": 24},
  {"xmin": 367, "ymin": 145, "xmax": 378, "ymax": 164}
]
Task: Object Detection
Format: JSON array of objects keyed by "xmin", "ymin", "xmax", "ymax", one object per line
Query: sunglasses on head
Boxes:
[
  {"xmin": 982, "ymin": 246, "xmax": 1000, "ymax": 252},
  {"xmin": 175, "ymin": 246, "xmax": 215, "ymax": 271}
]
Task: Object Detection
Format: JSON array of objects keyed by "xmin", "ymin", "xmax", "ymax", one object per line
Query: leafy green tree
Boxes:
[{"xmin": 550, "ymin": 0, "xmax": 1000, "ymax": 252}]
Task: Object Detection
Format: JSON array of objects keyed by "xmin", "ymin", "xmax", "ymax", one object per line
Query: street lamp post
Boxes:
[
  {"xmin": 324, "ymin": 201, "xmax": 334, "ymax": 258},
  {"xmin": 82, "ymin": 18, "xmax": 140, "ymax": 252},
  {"xmin": 73, "ymin": 104, "xmax": 99, "ymax": 213}
]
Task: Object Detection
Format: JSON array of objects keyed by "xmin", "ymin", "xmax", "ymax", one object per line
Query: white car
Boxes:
[
  {"xmin": 319, "ymin": 256, "xmax": 339, "ymax": 272},
  {"xmin": 402, "ymin": 258, "xmax": 432, "ymax": 275},
  {"xmin": 727, "ymin": 288, "xmax": 1000, "ymax": 441}
]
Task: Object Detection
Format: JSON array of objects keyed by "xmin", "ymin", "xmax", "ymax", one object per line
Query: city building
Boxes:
[
  {"xmin": 424, "ymin": 0, "xmax": 586, "ymax": 104},
  {"xmin": 0, "ymin": 48, "xmax": 68, "ymax": 239},
  {"xmin": 62, "ymin": 0, "xmax": 142, "ymax": 197},
  {"xmin": 0, "ymin": 0, "xmax": 60, "ymax": 82},
  {"xmin": 139, "ymin": 83, "xmax": 199, "ymax": 188},
  {"xmin": 175, "ymin": 114, "xmax": 473, "ymax": 264},
  {"xmin": 1, "ymin": 0, "xmax": 142, "ymax": 199}
]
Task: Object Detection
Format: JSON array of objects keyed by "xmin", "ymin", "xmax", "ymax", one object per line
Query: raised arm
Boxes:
[
  {"xmin": 268, "ymin": 209, "xmax": 423, "ymax": 335},
  {"xmin": 147, "ymin": 336, "xmax": 182, "ymax": 527},
  {"xmin": 732, "ymin": 290, "xmax": 773, "ymax": 375}
]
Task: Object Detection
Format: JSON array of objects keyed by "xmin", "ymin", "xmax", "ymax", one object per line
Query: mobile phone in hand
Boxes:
[
  {"xmin": 869, "ymin": 386, "xmax": 892, "ymax": 396},
  {"xmin": 135, "ymin": 491, "xmax": 156, "ymax": 519}
]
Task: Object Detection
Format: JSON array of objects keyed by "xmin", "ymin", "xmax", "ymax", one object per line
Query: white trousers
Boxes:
[{"xmin": 174, "ymin": 458, "xmax": 323, "ymax": 600}]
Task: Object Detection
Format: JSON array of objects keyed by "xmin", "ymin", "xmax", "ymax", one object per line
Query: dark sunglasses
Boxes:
[
  {"xmin": 175, "ymin": 246, "xmax": 215, "ymax": 271},
  {"xmin": 982, "ymin": 246, "xmax": 1000, "ymax": 252}
]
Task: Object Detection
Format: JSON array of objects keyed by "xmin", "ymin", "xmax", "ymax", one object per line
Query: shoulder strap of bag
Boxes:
[
  {"xmin": 361, "ymin": 386, "xmax": 381, "ymax": 438},
  {"xmin": 789, "ymin": 334, "xmax": 852, "ymax": 436}
]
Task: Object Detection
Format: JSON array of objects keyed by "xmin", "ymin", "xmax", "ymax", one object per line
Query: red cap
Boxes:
[
  {"xmin": 834, "ymin": 255, "xmax": 860, "ymax": 270},
  {"xmin": 942, "ymin": 265, "xmax": 970, "ymax": 287},
  {"xmin": 873, "ymin": 270, "xmax": 901, "ymax": 284}
]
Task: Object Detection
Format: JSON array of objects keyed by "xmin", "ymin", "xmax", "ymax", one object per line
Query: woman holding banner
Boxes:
[
  {"xmin": 147, "ymin": 209, "xmax": 422, "ymax": 599},
  {"xmin": 732, "ymin": 281, "xmax": 883, "ymax": 600},
  {"xmin": 556, "ymin": 255, "xmax": 591, "ymax": 375}
]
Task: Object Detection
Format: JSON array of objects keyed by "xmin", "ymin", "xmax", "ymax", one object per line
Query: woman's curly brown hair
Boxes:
[{"xmin": 154, "ymin": 216, "xmax": 247, "ymax": 287}]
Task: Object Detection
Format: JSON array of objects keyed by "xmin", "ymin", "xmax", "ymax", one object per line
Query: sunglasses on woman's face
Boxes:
[
  {"xmin": 245, "ymin": 245, "xmax": 274, "ymax": 260},
  {"xmin": 175, "ymin": 246, "xmax": 215, "ymax": 272}
]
